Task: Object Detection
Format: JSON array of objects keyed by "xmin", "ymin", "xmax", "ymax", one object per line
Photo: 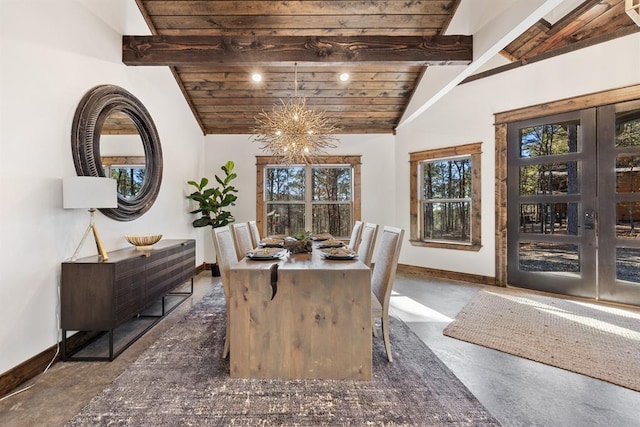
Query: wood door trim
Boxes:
[
  {"xmin": 495, "ymin": 84, "xmax": 640, "ymax": 125},
  {"xmin": 494, "ymin": 84, "xmax": 640, "ymax": 287}
]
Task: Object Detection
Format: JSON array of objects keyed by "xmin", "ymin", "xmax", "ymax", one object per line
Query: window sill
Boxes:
[{"xmin": 409, "ymin": 239, "xmax": 482, "ymax": 252}]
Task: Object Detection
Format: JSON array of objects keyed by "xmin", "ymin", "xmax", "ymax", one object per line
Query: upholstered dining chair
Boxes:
[
  {"xmin": 357, "ymin": 222, "xmax": 378, "ymax": 267},
  {"xmin": 347, "ymin": 220, "xmax": 364, "ymax": 251},
  {"xmin": 211, "ymin": 226, "xmax": 239, "ymax": 359},
  {"xmin": 248, "ymin": 220, "xmax": 261, "ymax": 248},
  {"xmin": 231, "ymin": 222, "xmax": 254, "ymax": 261},
  {"xmin": 370, "ymin": 226, "xmax": 404, "ymax": 362}
]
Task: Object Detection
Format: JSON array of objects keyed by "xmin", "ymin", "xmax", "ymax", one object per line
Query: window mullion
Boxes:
[{"xmin": 306, "ymin": 166, "xmax": 313, "ymax": 231}]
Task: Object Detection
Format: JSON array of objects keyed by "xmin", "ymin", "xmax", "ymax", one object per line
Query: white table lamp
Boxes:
[{"xmin": 63, "ymin": 176, "xmax": 118, "ymax": 261}]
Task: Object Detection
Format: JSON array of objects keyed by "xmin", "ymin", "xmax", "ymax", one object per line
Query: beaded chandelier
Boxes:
[{"xmin": 251, "ymin": 63, "xmax": 340, "ymax": 164}]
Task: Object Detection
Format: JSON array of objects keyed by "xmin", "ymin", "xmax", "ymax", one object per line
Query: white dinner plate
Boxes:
[
  {"xmin": 246, "ymin": 248, "xmax": 285, "ymax": 260},
  {"xmin": 320, "ymin": 248, "xmax": 357, "ymax": 260},
  {"xmin": 310, "ymin": 233, "xmax": 333, "ymax": 241},
  {"xmin": 259, "ymin": 238, "xmax": 284, "ymax": 248},
  {"xmin": 323, "ymin": 254, "xmax": 358, "ymax": 260},
  {"xmin": 317, "ymin": 241, "xmax": 345, "ymax": 249}
]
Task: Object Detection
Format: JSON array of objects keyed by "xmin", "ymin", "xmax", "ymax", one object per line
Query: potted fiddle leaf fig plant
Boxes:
[{"xmin": 187, "ymin": 160, "xmax": 238, "ymax": 276}]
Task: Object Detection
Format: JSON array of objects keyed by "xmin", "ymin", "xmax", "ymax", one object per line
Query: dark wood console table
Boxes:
[{"xmin": 61, "ymin": 239, "xmax": 195, "ymax": 361}]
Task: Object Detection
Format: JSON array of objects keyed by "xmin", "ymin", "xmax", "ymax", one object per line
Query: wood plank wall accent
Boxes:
[
  {"xmin": 493, "ymin": 84, "xmax": 640, "ymax": 287},
  {"xmin": 494, "ymin": 123, "xmax": 508, "ymax": 287},
  {"xmin": 255, "ymin": 155, "xmax": 362, "ymax": 238}
]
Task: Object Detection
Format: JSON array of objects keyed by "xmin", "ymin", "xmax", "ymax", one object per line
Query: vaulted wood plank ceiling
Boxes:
[
  {"xmin": 125, "ymin": 0, "xmax": 638, "ymax": 135},
  {"xmin": 502, "ymin": 0, "xmax": 638, "ymax": 60}
]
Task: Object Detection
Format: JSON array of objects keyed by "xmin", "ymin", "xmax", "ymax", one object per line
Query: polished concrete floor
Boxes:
[{"xmin": 1, "ymin": 272, "xmax": 639, "ymax": 426}]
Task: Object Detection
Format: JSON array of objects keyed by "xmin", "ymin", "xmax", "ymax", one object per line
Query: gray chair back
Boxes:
[
  {"xmin": 248, "ymin": 220, "xmax": 261, "ymax": 248},
  {"xmin": 357, "ymin": 222, "xmax": 378, "ymax": 267},
  {"xmin": 370, "ymin": 225, "xmax": 404, "ymax": 362},
  {"xmin": 211, "ymin": 226, "xmax": 239, "ymax": 358},
  {"xmin": 371, "ymin": 226, "xmax": 404, "ymax": 309},
  {"xmin": 232, "ymin": 222, "xmax": 254, "ymax": 260},
  {"xmin": 348, "ymin": 220, "xmax": 364, "ymax": 251}
]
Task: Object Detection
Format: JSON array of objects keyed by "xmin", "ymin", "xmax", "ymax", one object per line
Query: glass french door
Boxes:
[
  {"xmin": 598, "ymin": 101, "xmax": 640, "ymax": 304},
  {"xmin": 507, "ymin": 101, "xmax": 640, "ymax": 306}
]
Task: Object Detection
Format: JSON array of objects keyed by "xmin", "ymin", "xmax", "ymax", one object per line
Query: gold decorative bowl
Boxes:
[{"xmin": 125, "ymin": 234, "xmax": 162, "ymax": 250}]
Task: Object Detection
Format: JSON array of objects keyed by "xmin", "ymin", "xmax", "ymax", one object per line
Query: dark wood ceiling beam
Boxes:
[
  {"xmin": 157, "ymin": 28, "xmax": 443, "ymax": 37},
  {"xmin": 186, "ymin": 81, "xmax": 413, "ymax": 91},
  {"xmin": 122, "ymin": 35, "xmax": 472, "ymax": 66},
  {"xmin": 187, "ymin": 89, "xmax": 412, "ymax": 98},
  {"xmin": 176, "ymin": 64, "xmax": 423, "ymax": 73},
  {"xmin": 179, "ymin": 72, "xmax": 421, "ymax": 83},
  {"xmin": 203, "ymin": 115, "xmax": 400, "ymax": 122},
  {"xmin": 196, "ymin": 104, "xmax": 403, "ymax": 113}
]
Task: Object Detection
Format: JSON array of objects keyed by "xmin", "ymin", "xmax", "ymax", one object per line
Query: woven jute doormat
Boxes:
[{"xmin": 444, "ymin": 287, "xmax": 640, "ymax": 391}]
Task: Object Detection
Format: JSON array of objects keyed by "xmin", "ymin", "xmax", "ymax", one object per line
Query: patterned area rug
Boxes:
[
  {"xmin": 443, "ymin": 287, "xmax": 640, "ymax": 392},
  {"xmin": 67, "ymin": 284, "xmax": 499, "ymax": 426}
]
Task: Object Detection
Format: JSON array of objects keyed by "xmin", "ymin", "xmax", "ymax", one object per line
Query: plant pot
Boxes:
[{"xmin": 210, "ymin": 263, "xmax": 221, "ymax": 277}]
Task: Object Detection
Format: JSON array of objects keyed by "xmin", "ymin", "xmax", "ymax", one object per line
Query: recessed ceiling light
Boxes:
[
  {"xmin": 339, "ymin": 73, "xmax": 350, "ymax": 82},
  {"xmin": 251, "ymin": 73, "xmax": 262, "ymax": 82}
]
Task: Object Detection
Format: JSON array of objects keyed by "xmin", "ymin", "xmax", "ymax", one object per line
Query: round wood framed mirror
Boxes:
[{"xmin": 71, "ymin": 85, "xmax": 163, "ymax": 221}]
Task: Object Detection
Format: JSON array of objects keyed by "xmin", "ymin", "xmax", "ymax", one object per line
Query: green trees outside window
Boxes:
[{"xmin": 265, "ymin": 165, "xmax": 353, "ymax": 238}]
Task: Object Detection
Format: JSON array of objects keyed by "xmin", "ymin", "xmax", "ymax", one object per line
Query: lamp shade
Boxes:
[{"xmin": 63, "ymin": 176, "xmax": 118, "ymax": 209}]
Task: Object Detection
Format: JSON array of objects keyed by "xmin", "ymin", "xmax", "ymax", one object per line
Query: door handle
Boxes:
[{"xmin": 584, "ymin": 209, "xmax": 596, "ymax": 229}]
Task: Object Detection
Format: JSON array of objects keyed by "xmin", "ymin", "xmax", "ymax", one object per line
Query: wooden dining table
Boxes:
[{"xmin": 228, "ymin": 244, "xmax": 372, "ymax": 380}]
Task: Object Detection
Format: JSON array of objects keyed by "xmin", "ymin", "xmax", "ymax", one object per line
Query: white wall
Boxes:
[
  {"xmin": 202, "ymin": 134, "xmax": 397, "ymax": 263},
  {"xmin": 395, "ymin": 33, "xmax": 640, "ymax": 278},
  {"xmin": 1, "ymin": 0, "xmax": 638, "ymax": 378},
  {"xmin": 101, "ymin": 134, "xmax": 145, "ymax": 157},
  {"xmin": 0, "ymin": 0, "xmax": 205, "ymax": 374}
]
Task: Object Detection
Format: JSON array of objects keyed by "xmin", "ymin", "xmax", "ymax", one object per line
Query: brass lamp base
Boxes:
[{"xmin": 70, "ymin": 208, "xmax": 109, "ymax": 262}]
